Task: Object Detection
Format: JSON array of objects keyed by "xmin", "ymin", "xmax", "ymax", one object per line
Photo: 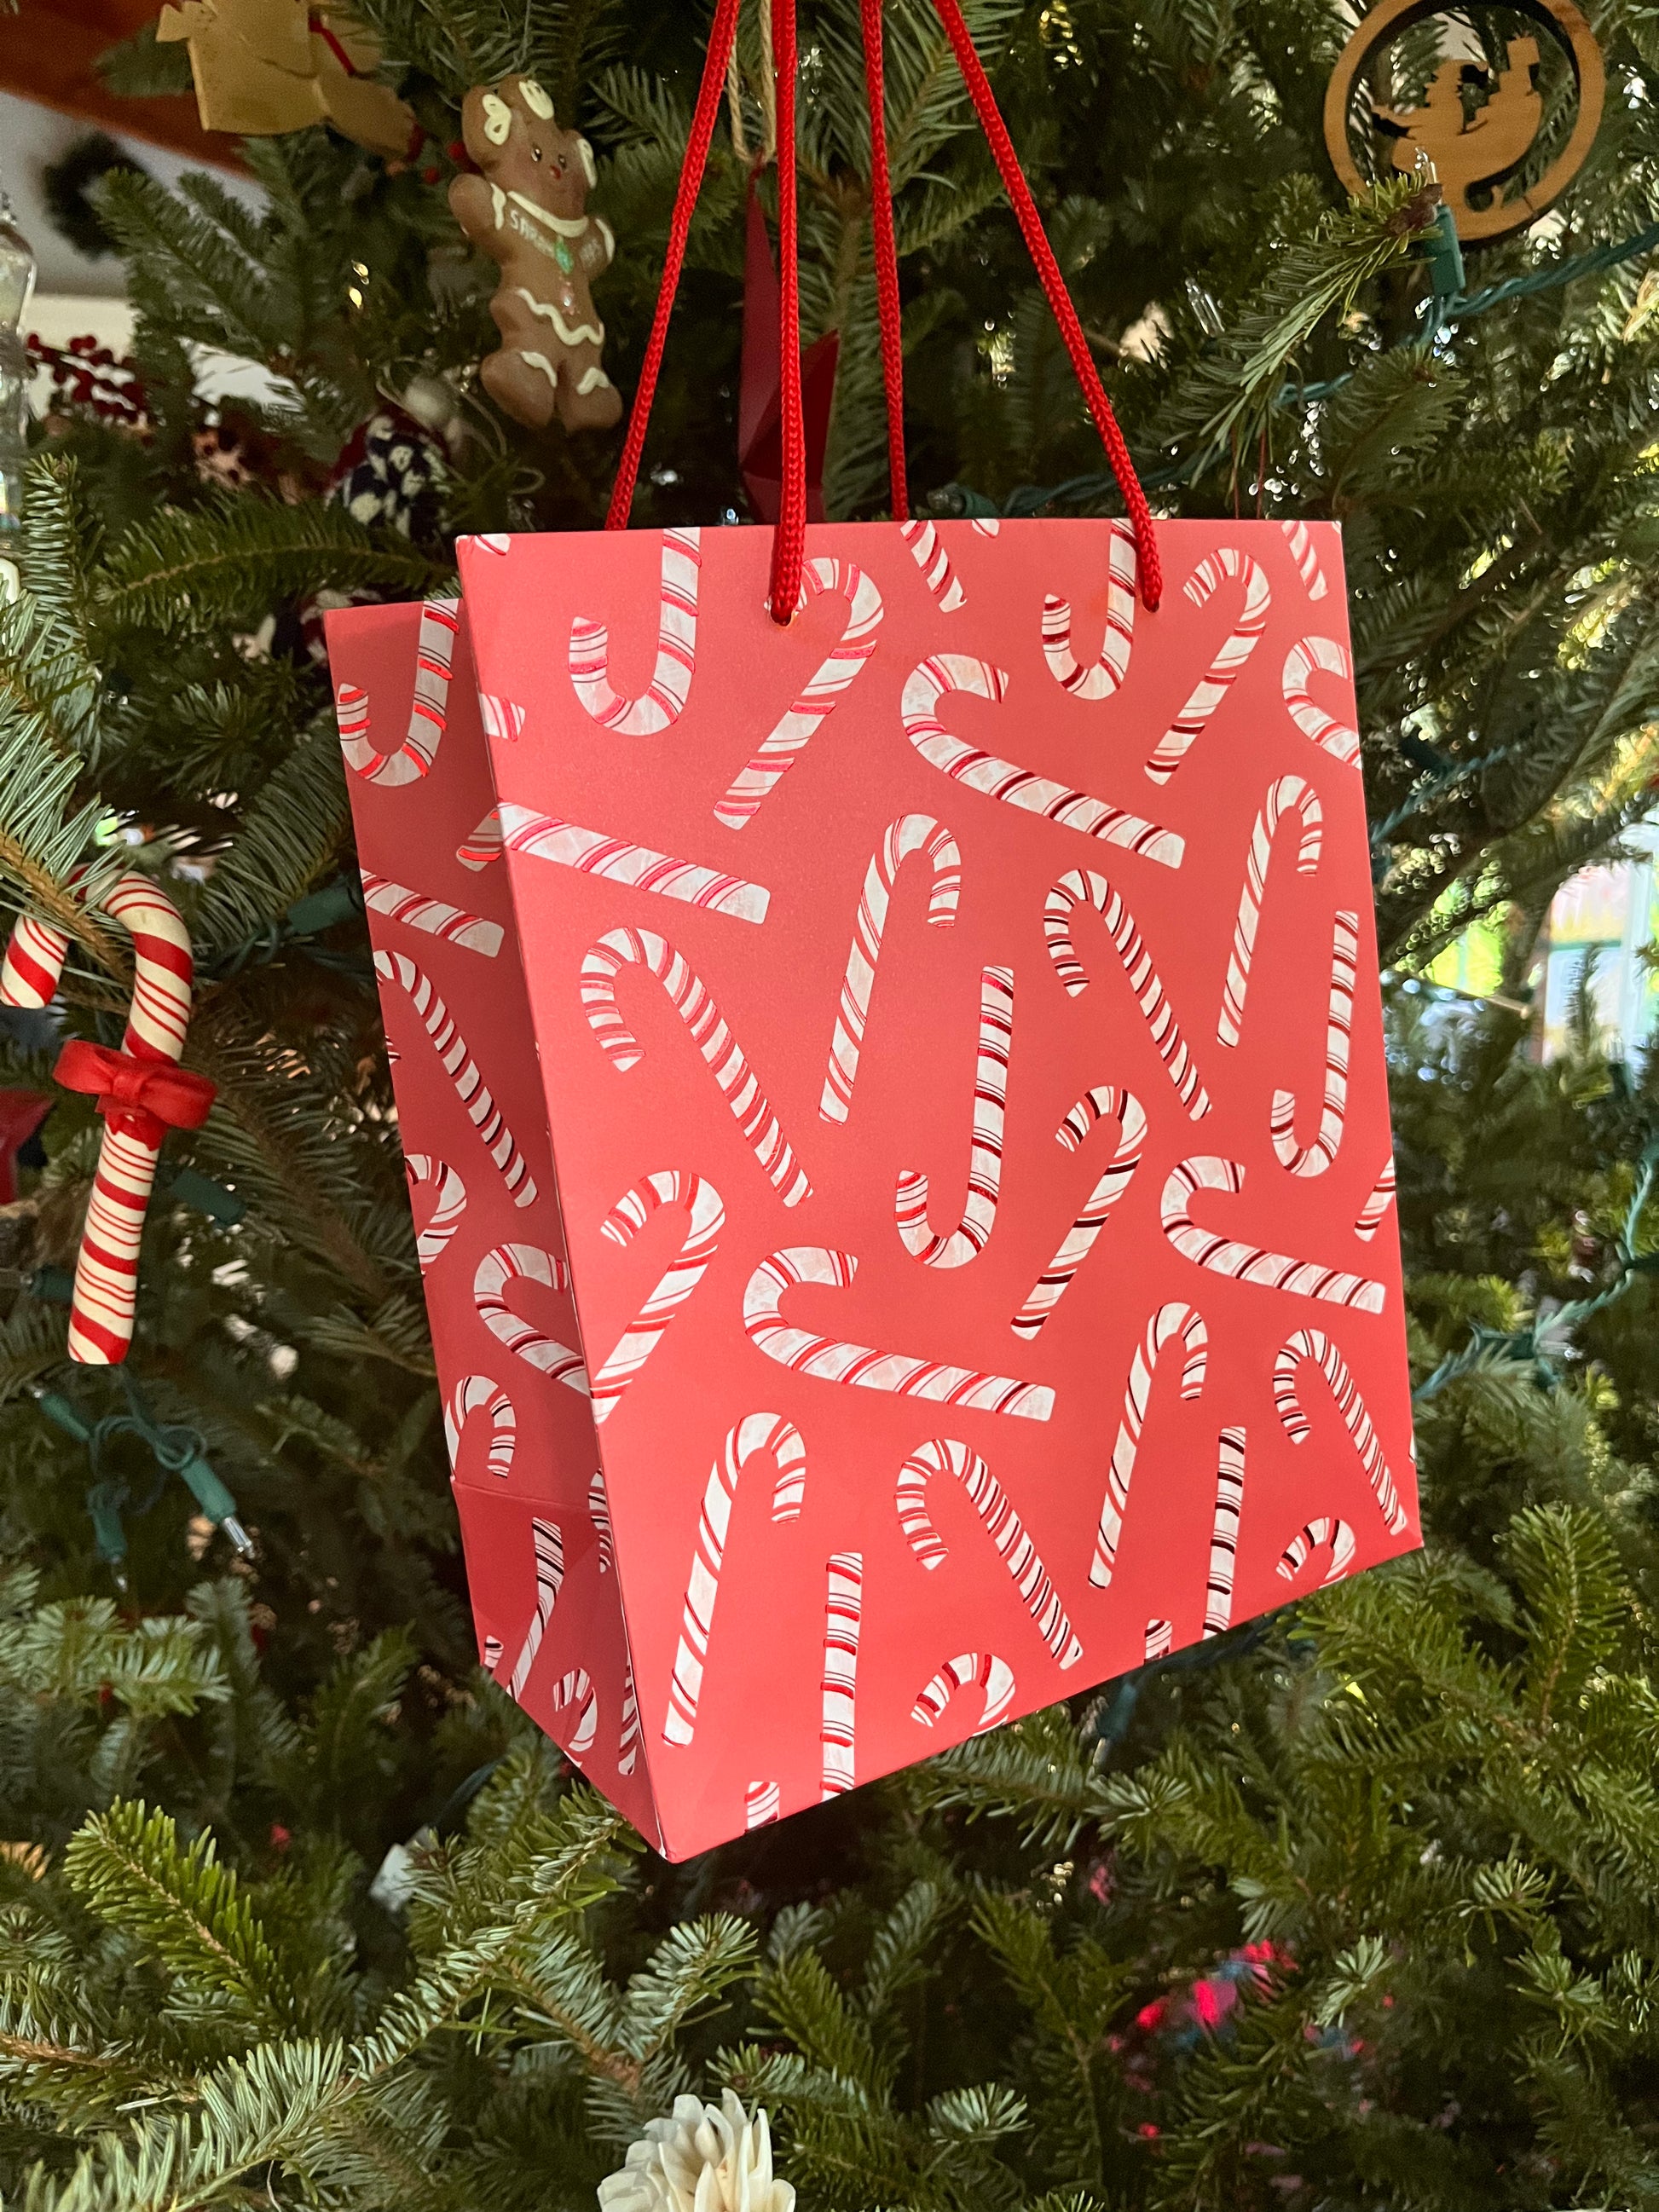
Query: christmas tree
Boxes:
[{"xmin": 4, "ymin": 0, "xmax": 1659, "ymax": 2204}]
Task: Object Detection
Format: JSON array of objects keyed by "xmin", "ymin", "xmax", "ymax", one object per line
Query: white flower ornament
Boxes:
[{"xmin": 598, "ymin": 2091, "xmax": 795, "ymax": 2212}]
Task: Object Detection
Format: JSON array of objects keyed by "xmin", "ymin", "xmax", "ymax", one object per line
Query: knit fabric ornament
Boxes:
[{"xmin": 597, "ymin": 2092, "xmax": 795, "ymax": 2212}]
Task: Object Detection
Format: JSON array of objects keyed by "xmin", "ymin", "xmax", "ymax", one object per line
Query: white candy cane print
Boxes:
[
  {"xmin": 910, "ymin": 1651, "xmax": 1015, "ymax": 1732},
  {"xmin": 900, "ymin": 519, "xmax": 966, "ymax": 611},
  {"xmin": 820, "ymin": 812, "xmax": 960, "ymax": 1125},
  {"xmin": 580, "ymin": 928, "xmax": 810, "ymax": 1205},
  {"xmin": 1162, "ymin": 1158, "xmax": 1386, "ymax": 1313},
  {"xmin": 1090, "ymin": 1301, "xmax": 1207, "ymax": 1586},
  {"xmin": 902, "ymin": 655, "xmax": 1183, "ymax": 868},
  {"xmin": 1217, "ymin": 775, "xmax": 1323, "ymax": 1048},
  {"xmin": 1204, "ymin": 1426, "xmax": 1246, "ymax": 1637},
  {"xmin": 482, "ymin": 1634, "xmax": 504, "ymax": 1675},
  {"xmin": 714, "ymin": 558, "xmax": 884, "ymax": 829},
  {"xmin": 404, "ymin": 1153, "xmax": 466, "ymax": 1270},
  {"xmin": 588, "ymin": 1171, "xmax": 723, "ymax": 1426},
  {"xmin": 1144, "ymin": 1618, "xmax": 1173, "ymax": 1661},
  {"xmin": 970, "ymin": 517, "xmax": 1001, "ymax": 536},
  {"xmin": 1280, "ymin": 519, "xmax": 1329, "ymax": 601},
  {"xmin": 1041, "ymin": 521, "xmax": 1136, "ymax": 700},
  {"xmin": 336, "ymin": 598, "xmax": 459, "ymax": 785},
  {"xmin": 1013, "ymin": 1087, "xmax": 1147, "ymax": 1340},
  {"xmin": 822, "ymin": 1551, "xmax": 862, "ymax": 1798},
  {"xmin": 1273, "ymin": 1328, "xmax": 1408, "ymax": 1533},
  {"xmin": 361, "ymin": 870, "xmax": 502, "ymax": 957},
  {"xmin": 896, "ymin": 965, "xmax": 1012, "ymax": 1268},
  {"xmin": 1281, "ymin": 638, "xmax": 1359, "ymax": 767},
  {"xmin": 1354, "ymin": 1154, "xmax": 1397, "ymax": 1243},
  {"xmin": 745, "ymin": 1247, "xmax": 1055, "ymax": 1420},
  {"xmin": 1270, "ymin": 910, "xmax": 1357, "ymax": 1178},
  {"xmin": 457, "ymin": 808, "xmax": 503, "ymax": 871},
  {"xmin": 549, "ymin": 1668, "xmax": 598, "ymax": 1755},
  {"xmin": 587, "ymin": 1470, "xmax": 614, "ymax": 1570},
  {"xmin": 569, "ymin": 525, "xmax": 701, "ymax": 734},
  {"xmin": 1145, "ymin": 549, "xmax": 1269, "ymax": 785},
  {"xmin": 745, "ymin": 1781, "xmax": 781, "ymax": 1828},
  {"xmin": 498, "ymin": 805, "xmax": 770, "ymax": 923},
  {"xmin": 663, "ymin": 1412, "xmax": 806, "ymax": 1745},
  {"xmin": 507, "ymin": 1518, "xmax": 563, "ymax": 1701},
  {"xmin": 473, "ymin": 1243, "xmax": 588, "ymax": 1394},
  {"xmin": 470, "ymin": 534, "xmax": 511, "ymax": 556},
  {"xmin": 374, "ymin": 950, "xmax": 537, "ymax": 1206},
  {"xmin": 618, "ymin": 1661, "xmax": 640, "ymax": 1775},
  {"xmin": 479, "ymin": 694, "xmax": 526, "ymax": 742},
  {"xmin": 443, "ymin": 1375, "xmax": 516, "ymax": 1481},
  {"xmin": 1043, "ymin": 871, "xmax": 1209, "ymax": 1118},
  {"xmin": 894, "ymin": 1437, "xmax": 1080, "ymax": 1667},
  {"xmin": 1277, "ymin": 1515, "xmax": 1356, "ymax": 1585}
]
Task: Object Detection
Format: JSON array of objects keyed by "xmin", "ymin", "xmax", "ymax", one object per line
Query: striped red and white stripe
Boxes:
[
  {"xmin": 1204, "ymin": 1426, "xmax": 1246, "ymax": 1637},
  {"xmin": 550, "ymin": 1667, "xmax": 598, "ymax": 1754},
  {"xmin": 820, "ymin": 811, "xmax": 960, "ymax": 1124},
  {"xmin": 456, "ymin": 807, "xmax": 504, "ymax": 871},
  {"xmin": 361, "ymin": 870, "xmax": 503, "ymax": 957},
  {"xmin": 1090, "ymin": 1301, "xmax": 1207, "ymax": 1587},
  {"xmin": 910, "ymin": 1651, "xmax": 1014, "ymax": 1733},
  {"xmin": 0, "ymin": 910, "xmax": 70, "ymax": 1007},
  {"xmin": 1273, "ymin": 1328, "xmax": 1408, "ymax": 1534},
  {"xmin": 1145, "ymin": 550, "xmax": 1269, "ymax": 784},
  {"xmin": 587, "ymin": 1470, "xmax": 614, "ymax": 1570},
  {"xmin": 404, "ymin": 1152, "xmax": 466, "ymax": 1270},
  {"xmin": 472, "ymin": 1242, "xmax": 588, "ymax": 1395},
  {"xmin": 569, "ymin": 526, "xmax": 701, "ymax": 734},
  {"xmin": 1280, "ymin": 519, "xmax": 1329, "ymax": 601},
  {"xmin": 1041, "ymin": 521, "xmax": 1136, "ymax": 700},
  {"xmin": 336, "ymin": 598, "xmax": 459, "ymax": 785},
  {"xmin": 1144, "ymin": 1618, "xmax": 1173, "ymax": 1661},
  {"xmin": 895, "ymin": 1437, "xmax": 1080, "ymax": 1667},
  {"xmin": 374, "ymin": 949, "xmax": 537, "ymax": 1206},
  {"xmin": 1013, "ymin": 1086, "xmax": 1147, "ymax": 1339},
  {"xmin": 1161, "ymin": 1158, "xmax": 1386, "ymax": 1313},
  {"xmin": 821, "ymin": 1551, "xmax": 863, "ymax": 1798},
  {"xmin": 1043, "ymin": 869, "xmax": 1209, "ymax": 1118},
  {"xmin": 443, "ymin": 1374, "xmax": 516, "ymax": 1481},
  {"xmin": 896, "ymin": 964, "xmax": 1012, "ymax": 1268},
  {"xmin": 496, "ymin": 804, "xmax": 770, "ymax": 923},
  {"xmin": 589, "ymin": 1170, "xmax": 723, "ymax": 1425},
  {"xmin": 1281, "ymin": 637, "xmax": 1359, "ymax": 766},
  {"xmin": 900, "ymin": 519, "xmax": 966, "ymax": 611},
  {"xmin": 507, "ymin": 1517, "xmax": 563, "ymax": 1701},
  {"xmin": 745, "ymin": 1781, "xmax": 781, "ymax": 1828},
  {"xmin": 617, "ymin": 1661, "xmax": 640, "ymax": 1775},
  {"xmin": 1354, "ymin": 1154, "xmax": 1397, "ymax": 1244},
  {"xmin": 479, "ymin": 693, "xmax": 526, "ymax": 742},
  {"xmin": 1270, "ymin": 910, "xmax": 1357, "ymax": 1177},
  {"xmin": 1217, "ymin": 776, "xmax": 1324, "ymax": 1047},
  {"xmin": 1277, "ymin": 1514, "xmax": 1355, "ymax": 1585}
]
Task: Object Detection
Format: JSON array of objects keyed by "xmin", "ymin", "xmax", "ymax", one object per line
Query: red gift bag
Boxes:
[{"xmin": 327, "ymin": 0, "xmax": 1416, "ymax": 1859}]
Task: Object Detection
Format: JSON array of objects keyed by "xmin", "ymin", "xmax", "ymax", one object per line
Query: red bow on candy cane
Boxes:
[{"xmin": 53, "ymin": 1042, "xmax": 217, "ymax": 1146}]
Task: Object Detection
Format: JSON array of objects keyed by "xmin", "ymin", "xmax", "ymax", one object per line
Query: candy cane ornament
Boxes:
[
  {"xmin": 822, "ymin": 1551, "xmax": 863, "ymax": 1799},
  {"xmin": 910, "ymin": 1652, "xmax": 1015, "ymax": 1733},
  {"xmin": 745, "ymin": 1247, "xmax": 1055, "ymax": 1420},
  {"xmin": 507, "ymin": 1517, "xmax": 564, "ymax": 1701},
  {"xmin": 900, "ymin": 519, "xmax": 966, "ymax": 611},
  {"xmin": 1145, "ymin": 549, "xmax": 1269, "ymax": 784},
  {"xmin": 896, "ymin": 965, "xmax": 1013, "ymax": 1268},
  {"xmin": 473, "ymin": 1243, "xmax": 589, "ymax": 1395},
  {"xmin": 361, "ymin": 870, "xmax": 503, "ymax": 957},
  {"xmin": 1281, "ymin": 637, "xmax": 1359, "ymax": 767},
  {"xmin": 1090, "ymin": 1301, "xmax": 1207, "ymax": 1586},
  {"xmin": 1041, "ymin": 521, "xmax": 1136, "ymax": 700},
  {"xmin": 1203, "ymin": 1426, "xmax": 1246, "ymax": 1637},
  {"xmin": 549, "ymin": 1667, "xmax": 598, "ymax": 1754},
  {"xmin": 1012, "ymin": 1087, "xmax": 1147, "ymax": 1339},
  {"xmin": 569, "ymin": 525, "xmax": 701, "ymax": 734},
  {"xmin": 1161, "ymin": 1158, "xmax": 1386, "ymax": 1313},
  {"xmin": 820, "ymin": 812, "xmax": 960, "ymax": 1124},
  {"xmin": 404, "ymin": 1153, "xmax": 466, "ymax": 1271},
  {"xmin": 1273, "ymin": 1329, "xmax": 1408, "ymax": 1533},
  {"xmin": 1043, "ymin": 870, "xmax": 1210, "ymax": 1118},
  {"xmin": 336, "ymin": 598, "xmax": 459, "ymax": 785},
  {"xmin": 714, "ymin": 559, "xmax": 884, "ymax": 828},
  {"xmin": 581, "ymin": 929, "xmax": 809, "ymax": 1204},
  {"xmin": 1270, "ymin": 910, "xmax": 1357, "ymax": 1177},
  {"xmin": 902, "ymin": 655, "xmax": 1183, "ymax": 868},
  {"xmin": 588, "ymin": 1171, "xmax": 724, "ymax": 1426},
  {"xmin": 443, "ymin": 1375, "xmax": 516, "ymax": 1481},
  {"xmin": 663, "ymin": 1412, "xmax": 806, "ymax": 1745},
  {"xmin": 496, "ymin": 805, "xmax": 770, "ymax": 923},
  {"xmin": 1277, "ymin": 1515, "xmax": 1356, "ymax": 1585},
  {"xmin": 1217, "ymin": 777, "xmax": 1323, "ymax": 1048},
  {"xmin": 894, "ymin": 1437, "xmax": 1080, "ymax": 1667},
  {"xmin": 374, "ymin": 950, "xmax": 537, "ymax": 1206},
  {"xmin": 1354, "ymin": 1155, "xmax": 1397, "ymax": 1244}
]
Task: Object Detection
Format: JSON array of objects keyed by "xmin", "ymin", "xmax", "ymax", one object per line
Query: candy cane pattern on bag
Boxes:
[
  {"xmin": 822, "ymin": 1551, "xmax": 863, "ymax": 1798},
  {"xmin": 910, "ymin": 1651, "xmax": 1015, "ymax": 1733},
  {"xmin": 569, "ymin": 526, "xmax": 701, "ymax": 734},
  {"xmin": 894, "ymin": 1438, "xmax": 1080, "ymax": 1666},
  {"xmin": 1282, "ymin": 637, "xmax": 1359, "ymax": 767},
  {"xmin": 457, "ymin": 807, "xmax": 504, "ymax": 871},
  {"xmin": 902, "ymin": 655, "xmax": 1184, "ymax": 868},
  {"xmin": 496, "ymin": 804, "xmax": 769, "ymax": 923},
  {"xmin": 1217, "ymin": 777, "xmax": 1324, "ymax": 1047},
  {"xmin": 336, "ymin": 598, "xmax": 459, "ymax": 786},
  {"xmin": 443, "ymin": 1374, "xmax": 516, "ymax": 1481},
  {"xmin": 587, "ymin": 1470, "xmax": 614, "ymax": 1570},
  {"xmin": 581, "ymin": 928, "xmax": 810, "ymax": 1204},
  {"xmin": 895, "ymin": 965, "xmax": 1013, "ymax": 1268},
  {"xmin": 1203, "ymin": 1425, "xmax": 1246, "ymax": 1637},
  {"xmin": 470, "ymin": 534, "xmax": 511, "ymax": 556},
  {"xmin": 473, "ymin": 1242, "xmax": 589, "ymax": 1394},
  {"xmin": 361, "ymin": 870, "xmax": 503, "ymax": 957},
  {"xmin": 1161, "ymin": 1158, "xmax": 1386, "ymax": 1313},
  {"xmin": 1090, "ymin": 1301, "xmax": 1207, "ymax": 1586},
  {"xmin": 1277, "ymin": 1515, "xmax": 1356, "ymax": 1585},
  {"xmin": 1043, "ymin": 870, "xmax": 1210, "ymax": 1118},
  {"xmin": 1280, "ymin": 519, "xmax": 1329, "ymax": 601},
  {"xmin": 745, "ymin": 1781, "xmax": 780, "ymax": 1828},
  {"xmin": 970, "ymin": 517, "xmax": 1001, "ymax": 536},
  {"xmin": 664, "ymin": 1412, "xmax": 806, "ymax": 1745},
  {"xmin": 549, "ymin": 1668, "xmax": 598, "ymax": 1754},
  {"xmin": 479, "ymin": 694, "xmax": 526, "ymax": 742},
  {"xmin": 507, "ymin": 1517, "xmax": 563, "ymax": 1701},
  {"xmin": 714, "ymin": 558, "xmax": 885, "ymax": 829},
  {"xmin": 1013, "ymin": 1087, "xmax": 1147, "ymax": 1339},
  {"xmin": 404, "ymin": 1153, "xmax": 465, "ymax": 1270},
  {"xmin": 374, "ymin": 950, "xmax": 537, "ymax": 1206},
  {"xmin": 744, "ymin": 1246, "xmax": 1055, "ymax": 1419},
  {"xmin": 900, "ymin": 519, "xmax": 965, "ymax": 611},
  {"xmin": 482, "ymin": 1634, "xmax": 504, "ymax": 1674},
  {"xmin": 820, "ymin": 813, "xmax": 961, "ymax": 1124},
  {"xmin": 1273, "ymin": 1328, "xmax": 1408, "ymax": 1533},
  {"xmin": 588, "ymin": 1171, "xmax": 723, "ymax": 1426},
  {"xmin": 1041, "ymin": 520, "xmax": 1136, "ymax": 700},
  {"xmin": 1354, "ymin": 1154, "xmax": 1397, "ymax": 1243},
  {"xmin": 617, "ymin": 1660, "xmax": 640, "ymax": 1774},
  {"xmin": 1145, "ymin": 550, "xmax": 1269, "ymax": 784},
  {"xmin": 1270, "ymin": 910, "xmax": 1357, "ymax": 1178},
  {"xmin": 1144, "ymin": 1618, "xmax": 1173, "ymax": 1661}
]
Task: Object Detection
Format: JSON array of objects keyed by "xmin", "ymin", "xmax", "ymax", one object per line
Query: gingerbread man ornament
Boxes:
[{"xmin": 449, "ymin": 77, "xmax": 622, "ymax": 434}]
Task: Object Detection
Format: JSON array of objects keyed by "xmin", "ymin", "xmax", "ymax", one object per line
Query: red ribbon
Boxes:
[{"xmin": 54, "ymin": 1042, "xmax": 217, "ymax": 1146}]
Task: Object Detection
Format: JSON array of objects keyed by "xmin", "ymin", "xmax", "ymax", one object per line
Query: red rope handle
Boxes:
[
  {"xmin": 859, "ymin": 0, "xmax": 908, "ymax": 522},
  {"xmin": 767, "ymin": 0, "xmax": 805, "ymax": 622},
  {"xmin": 606, "ymin": 0, "xmax": 743, "ymax": 531},
  {"xmin": 927, "ymin": 0, "xmax": 1161, "ymax": 609}
]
